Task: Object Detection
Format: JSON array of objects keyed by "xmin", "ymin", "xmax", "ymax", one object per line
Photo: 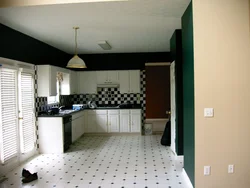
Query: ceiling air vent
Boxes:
[{"xmin": 98, "ymin": 41, "xmax": 112, "ymax": 50}]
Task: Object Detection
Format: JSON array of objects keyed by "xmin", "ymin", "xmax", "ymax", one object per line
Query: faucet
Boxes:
[{"xmin": 59, "ymin": 106, "xmax": 65, "ymax": 111}]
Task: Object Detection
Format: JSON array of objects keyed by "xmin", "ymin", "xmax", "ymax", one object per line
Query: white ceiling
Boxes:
[{"xmin": 0, "ymin": 0, "xmax": 190, "ymax": 54}]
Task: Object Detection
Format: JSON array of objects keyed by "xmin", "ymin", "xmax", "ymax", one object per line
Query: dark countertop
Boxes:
[
  {"xmin": 38, "ymin": 113, "xmax": 72, "ymax": 118},
  {"xmin": 38, "ymin": 106, "xmax": 141, "ymax": 118}
]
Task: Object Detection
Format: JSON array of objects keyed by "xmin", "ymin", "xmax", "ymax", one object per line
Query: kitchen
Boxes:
[
  {"xmin": 36, "ymin": 67, "xmax": 143, "ymax": 154},
  {"xmin": 0, "ymin": 0, "xmax": 192, "ymax": 187}
]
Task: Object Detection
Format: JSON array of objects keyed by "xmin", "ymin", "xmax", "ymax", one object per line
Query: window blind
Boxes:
[
  {"xmin": 0, "ymin": 68, "xmax": 18, "ymax": 164},
  {"xmin": 20, "ymin": 72, "xmax": 35, "ymax": 153}
]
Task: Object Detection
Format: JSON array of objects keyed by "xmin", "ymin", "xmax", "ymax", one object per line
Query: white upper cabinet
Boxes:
[
  {"xmin": 108, "ymin": 71, "xmax": 119, "ymax": 83},
  {"xmin": 119, "ymin": 70, "xmax": 140, "ymax": 93},
  {"xmin": 78, "ymin": 71, "xmax": 97, "ymax": 94},
  {"xmin": 70, "ymin": 70, "xmax": 78, "ymax": 94},
  {"xmin": 129, "ymin": 70, "xmax": 140, "ymax": 93},
  {"xmin": 37, "ymin": 65, "xmax": 57, "ymax": 97},
  {"xmin": 119, "ymin": 71, "xmax": 130, "ymax": 93},
  {"xmin": 96, "ymin": 71, "xmax": 119, "ymax": 84}
]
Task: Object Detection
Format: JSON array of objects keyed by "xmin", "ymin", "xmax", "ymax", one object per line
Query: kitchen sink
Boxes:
[{"xmin": 59, "ymin": 109, "xmax": 76, "ymax": 114}]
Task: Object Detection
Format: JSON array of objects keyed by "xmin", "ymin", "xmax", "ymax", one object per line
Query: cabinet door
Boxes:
[
  {"xmin": 76, "ymin": 117, "xmax": 83, "ymax": 139},
  {"xmin": 96, "ymin": 114, "xmax": 108, "ymax": 132},
  {"xmin": 70, "ymin": 71, "xmax": 78, "ymax": 94},
  {"xmin": 129, "ymin": 70, "xmax": 140, "ymax": 93},
  {"xmin": 80, "ymin": 115, "xmax": 84, "ymax": 135},
  {"xmin": 130, "ymin": 112, "xmax": 141, "ymax": 133},
  {"xmin": 108, "ymin": 71, "xmax": 119, "ymax": 83},
  {"xmin": 50, "ymin": 66, "xmax": 57, "ymax": 96},
  {"xmin": 78, "ymin": 71, "xmax": 97, "ymax": 94},
  {"xmin": 96, "ymin": 71, "xmax": 108, "ymax": 83},
  {"xmin": 120, "ymin": 111, "xmax": 130, "ymax": 132},
  {"xmin": 87, "ymin": 114, "xmax": 97, "ymax": 133},
  {"xmin": 72, "ymin": 120, "xmax": 77, "ymax": 142},
  {"xmin": 109, "ymin": 114, "xmax": 119, "ymax": 132},
  {"xmin": 119, "ymin": 71, "xmax": 130, "ymax": 94}
]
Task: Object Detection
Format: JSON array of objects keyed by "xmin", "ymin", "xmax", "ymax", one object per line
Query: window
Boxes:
[
  {"xmin": 0, "ymin": 67, "xmax": 36, "ymax": 164},
  {"xmin": 0, "ymin": 68, "xmax": 19, "ymax": 164},
  {"xmin": 47, "ymin": 81, "xmax": 60, "ymax": 104}
]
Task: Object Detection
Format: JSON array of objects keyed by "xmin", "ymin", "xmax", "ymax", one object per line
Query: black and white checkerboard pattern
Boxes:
[
  {"xmin": 71, "ymin": 88, "xmax": 141, "ymax": 105},
  {"xmin": 140, "ymin": 70, "xmax": 146, "ymax": 125}
]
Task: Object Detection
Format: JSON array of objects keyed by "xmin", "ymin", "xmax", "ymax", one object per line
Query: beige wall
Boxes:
[
  {"xmin": 0, "ymin": 0, "xmax": 124, "ymax": 8},
  {"xmin": 193, "ymin": 0, "xmax": 250, "ymax": 187}
]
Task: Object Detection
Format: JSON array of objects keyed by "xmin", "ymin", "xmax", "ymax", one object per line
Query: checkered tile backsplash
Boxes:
[{"xmin": 70, "ymin": 88, "xmax": 141, "ymax": 105}]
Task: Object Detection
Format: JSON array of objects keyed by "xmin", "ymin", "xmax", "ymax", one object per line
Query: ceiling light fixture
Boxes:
[
  {"xmin": 67, "ymin": 27, "xmax": 87, "ymax": 68},
  {"xmin": 98, "ymin": 40, "xmax": 112, "ymax": 50}
]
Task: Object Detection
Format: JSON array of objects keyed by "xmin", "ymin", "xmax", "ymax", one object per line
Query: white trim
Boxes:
[
  {"xmin": 145, "ymin": 118, "xmax": 169, "ymax": 121},
  {"xmin": 171, "ymin": 148, "xmax": 177, "ymax": 156},
  {"xmin": 0, "ymin": 57, "xmax": 34, "ymax": 70},
  {"xmin": 145, "ymin": 62, "xmax": 171, "ymax": 66},
  {"xmin": 183, "ymin": 168, "xmax": 194, "ymax": 188},
  {"xmin": 176, "ymin": 155, "xmax": 184, "ymax": 160}
]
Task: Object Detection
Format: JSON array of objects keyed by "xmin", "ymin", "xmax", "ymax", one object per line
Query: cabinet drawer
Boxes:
[
  {"xmin": 120, "ymin": 110, "xmax": 130, "ymax": 114},
  {"xmin": 87, "ymin": 109, "xmax": 107, "ymax": 115},
  {"xmin": 108, "ymin": 110, "xmax": 119, "ymax": 115},
  {"xmin": 130, "ymin": 109, "xmax": 141, "ymax": 114},
  {"xmin": 72, "ymin": 111, "xmax": 85, "ymax": 120},
  {"xmin": 95, "ymin": 110, "xmax": 108, "ymax": 115}
]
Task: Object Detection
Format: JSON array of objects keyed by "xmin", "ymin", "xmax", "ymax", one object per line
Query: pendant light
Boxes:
[{"xmin": 67, "ymin": 27, "xmax": 87, "ymax": 68}]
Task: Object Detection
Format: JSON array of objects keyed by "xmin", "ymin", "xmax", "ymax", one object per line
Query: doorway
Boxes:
[
  {"xmin": 145, "ymin": 63, "xmax": 170, "ymax": 133},
  {"xmin": 0, "ymin": 62, "xmax": 36, "ymax": 176}
]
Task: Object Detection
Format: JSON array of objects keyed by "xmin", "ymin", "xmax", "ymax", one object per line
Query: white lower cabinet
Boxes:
[
  {"xmin": 130, "ymin": 110, "xmax": 141, "ymax": 133},
  {"xmin": 96, "ymin": 114, "xmax": 108, "ymax": 132},
  {"xmin": 72, "ymin": 111, "xmax": 85, "ymax": 143},
  {"xmin": 120, "ymin": 110, "xmax": 130, "ymax": 132},
  {"xmin": 84, "ymin": 109, "xmax": 141, "ymax": 133},
  {"xmin": 108, "ymin": 110, "xmax": 119, "ymax": 132},
  {"xmin": 86, "ymin": 113, "xmax": 97, "ymax": 133}
]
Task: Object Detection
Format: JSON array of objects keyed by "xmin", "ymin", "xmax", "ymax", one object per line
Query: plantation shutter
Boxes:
[
  {"xmin": 20, "ymin": 72, "xmax": 35, "ymax": 153},
  {"xmin": 0, "ymin": 68, "xmax": 18, "ymax": 164}
]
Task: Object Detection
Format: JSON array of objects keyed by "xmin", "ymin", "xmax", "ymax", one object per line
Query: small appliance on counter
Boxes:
[{"xmin": 72, "ymin": 104, "xmax": 87, "ymax": 110}]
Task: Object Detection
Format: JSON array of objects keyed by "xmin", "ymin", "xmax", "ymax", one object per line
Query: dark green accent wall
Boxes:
[
  {"xmin": 170, "ymin": 30, "xmax": 183, "ymax": 155},
  {"xmin": 0, "ymin": 24, "xmax": 71, "ymax": 67},
  {"xmin": 78, "ymin": 52, "xmax": 172, "ymax": 71},
  {"xmin": 182, "ymin": 2, "xmax": 195, "ymax": 186}
]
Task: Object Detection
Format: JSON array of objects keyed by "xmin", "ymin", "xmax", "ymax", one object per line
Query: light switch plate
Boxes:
[
  {"xmin": 204, "ymin": 108, "xmax": 214, "ymax": 117},
  {"xmin": 228, "ymin": 164, "xmax": 234, "ymax": 173},
  {"xmin": 204, "ymin": 166, "xmax": 211, "ymax": 176}
]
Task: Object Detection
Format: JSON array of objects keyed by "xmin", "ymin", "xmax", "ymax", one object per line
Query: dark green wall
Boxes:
[
  {"xmin": 170, "ymin": 30, "xmax": 183, "ymax": 155},
  {"xmin": 0, "ymin": 24, "xmax": 71, "ymax": 67},
  {"xmin": 0, "ymin": 24, "xmax": 171, "ymax": 70},
  {"xmin": 78, "ymin": 52, "xmax": 172, "ymax": 71},
  {"xmin": 182, "ymin": 2, "xmax": 195, "ymax": 186}
]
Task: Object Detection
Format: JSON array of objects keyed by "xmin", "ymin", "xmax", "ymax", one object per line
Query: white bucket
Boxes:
[{"xmin": 144, "ymin": 123, "xmax": 153, "ymax": 135}]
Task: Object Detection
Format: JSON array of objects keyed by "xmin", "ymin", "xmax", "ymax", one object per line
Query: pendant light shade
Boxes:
[{"xmin": 67, "ymin": 27, "xmax": 87, "ymax": 68}]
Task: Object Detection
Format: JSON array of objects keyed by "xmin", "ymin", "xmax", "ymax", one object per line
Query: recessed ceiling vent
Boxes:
[{"xmin": 98, "ymin": 41, "xmax": 112, "ymax": 50}]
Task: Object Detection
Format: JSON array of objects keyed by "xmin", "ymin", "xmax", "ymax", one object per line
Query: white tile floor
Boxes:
[{"xmin": 0, "ymin": 135, "xmax": 191, "ymax": 188}]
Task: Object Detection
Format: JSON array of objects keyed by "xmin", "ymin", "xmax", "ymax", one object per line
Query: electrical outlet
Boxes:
[
  {"xmin": 204, "ymin": 166, "xmax": 211, "ymax": 176},
  {"xmin": 228, "ymin": 165, "xmax": 234, "ymax": 173}
]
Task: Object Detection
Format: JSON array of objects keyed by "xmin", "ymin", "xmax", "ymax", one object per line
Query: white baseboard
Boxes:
[
  {"xmin": 183, "ymin": 169, "xmax": 194, "ymax": 188},
  {"xmin": 175, "ymin": 155, "xmax": 184, "ymax": 161}
]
